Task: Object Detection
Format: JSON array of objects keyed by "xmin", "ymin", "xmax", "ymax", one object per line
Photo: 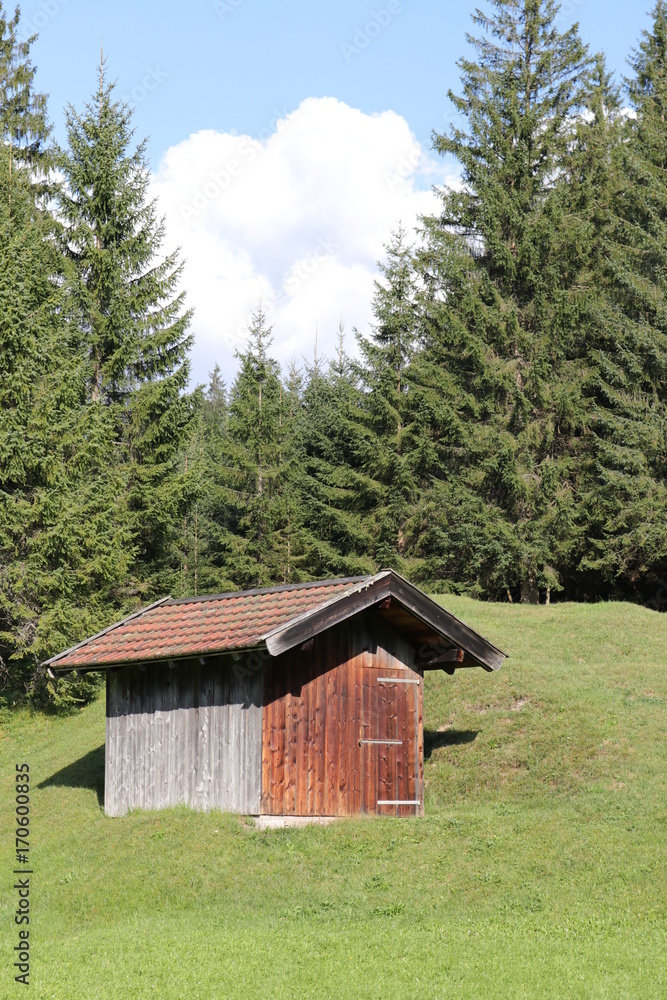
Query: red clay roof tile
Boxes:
[{"xmin": 48, "ymin": 578, "xmax": 369, "ymax": 669}]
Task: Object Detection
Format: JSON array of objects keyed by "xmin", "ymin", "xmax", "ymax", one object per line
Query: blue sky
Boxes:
[
  {"xmin": 22, "ymin": 0, "xmax": 655, "ymax": 385},
  {"xmin": 29, "ymin": 1, "xmax": 651, "ymax": 160}
]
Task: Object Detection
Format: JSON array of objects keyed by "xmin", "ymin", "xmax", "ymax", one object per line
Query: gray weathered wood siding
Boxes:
[{"xmin": 105, "ymin": 656, "xmax": 262, "ymax": 817}]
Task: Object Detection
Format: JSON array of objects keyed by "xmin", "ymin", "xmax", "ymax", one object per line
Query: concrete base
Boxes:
[{"xmin": 253, "ymin": 815, "xmax": 340, "ymax": 831}]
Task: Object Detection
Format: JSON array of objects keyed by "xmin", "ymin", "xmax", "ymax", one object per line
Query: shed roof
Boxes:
[{"xmin": 45, "ymin": 571, "xmax": 506, "ymax": 673}]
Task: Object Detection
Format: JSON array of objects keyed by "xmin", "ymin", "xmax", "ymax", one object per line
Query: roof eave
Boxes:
[{"xmin": 46, "ymin": 643, "xmax": 270, "ymax": 674}]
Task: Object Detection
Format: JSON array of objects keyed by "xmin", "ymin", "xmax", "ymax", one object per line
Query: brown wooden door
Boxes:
[
  {"xmin": 361, "ymin": 671, "xmax": 421, "ymax": 816},
  {"xmin": 261, "ymin": 637, "xmax": 423, "ymax": 818}
]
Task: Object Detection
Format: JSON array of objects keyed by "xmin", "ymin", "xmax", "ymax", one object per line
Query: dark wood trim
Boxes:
[
  {"xmin": 47, "ymin": 646, "xmax": 269, "ymax": 675},
  {"xmin": 266, "ymin": 571, "xmax": 506, "ymax": 671},
  {"xmin": 266, "ymin": 578, "xmax": 392, "ymax": 656},
  {"xmin": 388, "ymin": 575, "xmax": 506, "ymax": 671},
  {"xmin": 425, "ymin": 648, "xmax": 465, "ymax": 666}
]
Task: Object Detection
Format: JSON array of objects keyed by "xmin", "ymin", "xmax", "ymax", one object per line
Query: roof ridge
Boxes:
[
  {"xmin": 166, "ymin": 576, "xmax": 371, "ymax": 605},
  {"xmin": 262, "ymin": 570, "xmax": 392, "ymax": 643}
]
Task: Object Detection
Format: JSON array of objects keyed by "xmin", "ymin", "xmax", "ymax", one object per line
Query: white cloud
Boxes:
[{"xmin": 150, "ymin": 96, "xmax": 454, "ymax": 388}]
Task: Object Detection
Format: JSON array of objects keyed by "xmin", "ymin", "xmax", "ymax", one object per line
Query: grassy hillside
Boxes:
[{"xmin": 1, "ymin": 598, "xmax": 665, "ymax": 999}]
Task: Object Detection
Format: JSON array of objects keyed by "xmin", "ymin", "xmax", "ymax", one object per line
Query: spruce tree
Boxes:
[
  {"xmin": 0, "ymin": 169, "xmax": 131, "ymax": 702},
  {"xmin": 407, "ymin": 231, "xmax": 524, "ymax": 596},
  {"xmin": 291, "ymin": 328, "xmax": 378, "ymax": 578},
  {"xmin": 57, "ymin": 62, "xmax": 195, "ymax": 598},
  {"xmin": 356, "ymin": 227, "xmax": 418, "ymax": 570},
  {"xmin": 575, "ymin": 6, "xmax": 667, "ymax": 597},
  {"xmin": 274, "ymin": 357, "xmax": 306, "ymax": 584},
  {"xmin": 225, "ymin": 306, "xmax": 287, "ymax": 588},
  {"xmin": 0, "ymin": 2, "xmax": 50, "ymax": 210},
  {"xmin": 194, "ymin": 366, "xmax": 231, "ymax": 592},
  {"xmin": 177, "ymin": 366, "xmax": 240, "ymax": 597},
  {"xmin": 412, "ymin": 0, "xmax": 595, "ymax": 601},
  {"xmin": 0, "ymin": 18, "xmax": 130, "ymax": 704}
]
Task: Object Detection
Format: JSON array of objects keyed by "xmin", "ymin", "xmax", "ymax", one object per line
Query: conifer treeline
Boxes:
[{"xmin": 1, "ymin": 1, "xmax": 666, "ymax": 703}]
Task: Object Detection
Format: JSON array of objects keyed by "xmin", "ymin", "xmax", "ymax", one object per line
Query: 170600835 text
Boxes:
[{"xmin": 14, "ymin": 764, "xmax": 31, "ymax": 986}]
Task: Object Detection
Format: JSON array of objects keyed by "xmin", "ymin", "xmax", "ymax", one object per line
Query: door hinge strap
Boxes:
[
  {"xmin": 359, "ymin": 739, "xmax": 402, "ymax": 745},
  {"xmin": 377, "ymin": 677, "xmax": 420, "ymax": 684},
  {"xmin": 377, "ymin": 800, "xmax": 420, "ymax": 806}
]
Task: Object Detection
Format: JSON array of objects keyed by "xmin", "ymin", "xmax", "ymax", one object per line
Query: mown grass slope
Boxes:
[{"xmin": 1, "ymin": 598, "xmax": 665, "ymax": 999}]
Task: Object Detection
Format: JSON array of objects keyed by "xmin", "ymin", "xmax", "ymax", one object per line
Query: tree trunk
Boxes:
[
  {"xmin": 194, "ymin": 504, "xmax": 198, "ymax": 597},
  {"xmin": 520, "ymin": 574, "xmax": 539, "ymax": 604}
]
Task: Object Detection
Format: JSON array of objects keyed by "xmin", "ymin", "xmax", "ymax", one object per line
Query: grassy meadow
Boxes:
[{"xmin": 1, "ymin": 597, "xmax": 665, "ymax": 998}]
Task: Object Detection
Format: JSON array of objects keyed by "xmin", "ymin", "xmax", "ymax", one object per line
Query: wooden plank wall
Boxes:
[
  {"xmin": 261, "ymin": 614, "xmax": 423, "ymax": 817},
  {"xmin": 105, "ymin": 656, "xmax": 262, "ymax": 817}
]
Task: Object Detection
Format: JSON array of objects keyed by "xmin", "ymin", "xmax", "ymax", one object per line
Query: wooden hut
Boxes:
[{"xmin": 46, "ymin": 571, "xmax": 506, "ymax": 819}]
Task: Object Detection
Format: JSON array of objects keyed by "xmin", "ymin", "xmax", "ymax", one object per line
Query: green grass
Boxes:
[{"xmin": 1, "ymin": 598, "xmax": 665, "ymax": 999}]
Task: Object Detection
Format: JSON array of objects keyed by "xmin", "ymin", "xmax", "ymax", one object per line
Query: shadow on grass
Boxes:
[
  {"xmin": 38, "ymin": 744, "xmax": 105, "ymax": 808},
  {"xmin": 424, "ymin": 728, "xmax": 479, "ymax": 760}
]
